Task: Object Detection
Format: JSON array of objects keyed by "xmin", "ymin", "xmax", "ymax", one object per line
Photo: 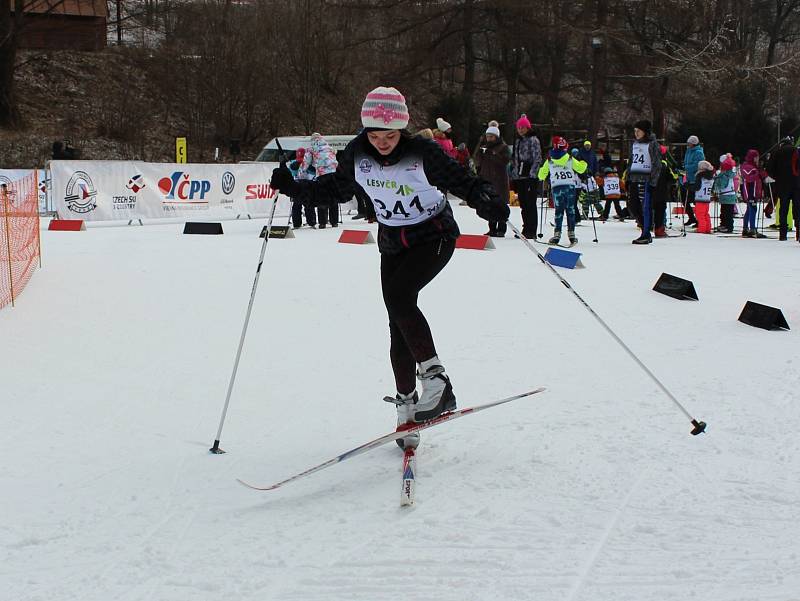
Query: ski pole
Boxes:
[
  {"xmin": 766, "ymin": 181, "xmax": 775, "ymax": 234},
  {"xmin": 536, "ymin": 182, "xmax": 545, "ymax": 239},
  {"xmin": 508, "ymin": 220, "xmax": 706, "ymax": 436},
  {"xmin": 588, "ymin": 195, "xmax": 599, "ymax": 243},
  {"xmin": 210, "ymin": 139, "xmax": 287, "ymax": 454},
  {"xmin": 540, "ymin": 183, "xmax": 550, "ymax": 239}
]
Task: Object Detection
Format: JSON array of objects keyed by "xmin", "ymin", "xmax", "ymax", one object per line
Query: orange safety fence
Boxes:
[{"xmin": 1, "ymin": 171, "xmax": 41, "ymax": 309}]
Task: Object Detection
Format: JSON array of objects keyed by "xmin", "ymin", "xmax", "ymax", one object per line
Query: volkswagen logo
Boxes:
[{"xmin": 221, "ymin": 171, "xmax": 236, "ymax": 195}]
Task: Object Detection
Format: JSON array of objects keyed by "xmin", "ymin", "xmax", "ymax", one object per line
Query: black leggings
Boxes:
[
  {"xmin": 515, "ymin": 178, "xmax": 539, "ymax": 237},
  {"xmin": 381, "ymin": 238, "xmax": 456, "ymax": 394}
]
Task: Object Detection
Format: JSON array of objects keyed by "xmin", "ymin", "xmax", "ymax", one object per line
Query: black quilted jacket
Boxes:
[{"xmin": 297, "ymin": 131, "xmax": 497, "ymax": 254}]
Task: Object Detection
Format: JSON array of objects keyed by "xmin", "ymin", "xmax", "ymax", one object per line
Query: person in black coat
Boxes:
[{"xmin": 766, "ymin": 136, "xmax": 798, "ymax": 240}]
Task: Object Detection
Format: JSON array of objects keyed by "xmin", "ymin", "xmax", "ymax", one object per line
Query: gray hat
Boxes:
[{"xmin": 687, "ymin": 135, "xmax": 699, "ymax": 145}]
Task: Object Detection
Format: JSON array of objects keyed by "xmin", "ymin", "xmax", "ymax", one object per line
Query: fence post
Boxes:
[
  {"xmin": 1, "ymin": 184, "xmax": 15, "ymax": 307},
  {"xmin": 35, "ymin": 169, "xmax": 42, "ymax": 268}
]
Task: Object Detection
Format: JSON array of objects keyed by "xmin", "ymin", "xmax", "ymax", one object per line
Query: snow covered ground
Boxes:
[{"xmin": 3, "ymin": 204, "xmax": 800, "ymax": 601}]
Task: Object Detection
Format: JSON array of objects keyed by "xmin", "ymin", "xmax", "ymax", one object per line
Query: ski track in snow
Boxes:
[{"xmin": 2, "ymin": 205, "xmax": 800, "ymax": 601}]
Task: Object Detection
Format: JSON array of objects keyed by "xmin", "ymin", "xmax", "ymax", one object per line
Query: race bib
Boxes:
[
  {"xmin": 549, "ymin": 160, "xmax": 575, "ymax": 187},
  {"xmin": 630, "ymin": 142, "xmax": 652, "ymax": 174},
  {"xmin": 603, "ymin": 176, "xmax": 621, "ymax": 197},
  {"xmin": 695, "ymin": 178, "xmax": 713, "ymax": 201},
  {"xmin": 354, "ymin": 154, "xmax": 445, "ymax": 226}
]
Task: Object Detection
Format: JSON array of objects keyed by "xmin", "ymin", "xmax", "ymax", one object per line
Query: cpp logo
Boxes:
[
  {"xmin": 157, "ymin": 171, "xmax": 211, "ymax": 201},
  {"xmin": 221, "ymin": 171, "xmax": 236, "ymax": 195}
]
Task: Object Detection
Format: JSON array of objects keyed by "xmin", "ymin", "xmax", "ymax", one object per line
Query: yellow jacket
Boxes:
[{"xmin": 537, "ymin": 153, "xmax": 588, "ymax": 184}]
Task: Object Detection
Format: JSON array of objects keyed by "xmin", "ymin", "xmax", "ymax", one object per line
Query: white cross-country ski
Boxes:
[{"xmin": 237, "ymin": 387, "xmax": 545, "ymax": 491}]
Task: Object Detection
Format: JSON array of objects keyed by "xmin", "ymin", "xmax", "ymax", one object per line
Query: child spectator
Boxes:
[
  {"xmin": 714, "ymin": 156, "xmax": 737, "ymax": 233},
  {"xmin": 299, "ymin": 133, "xmax": 340, "ymax": 228},
  {"xmin": 453, "ymin": 143, "xmax": 473, "ymax": 172},
  {"xmin": 288, "ymin": 147, "xmax": 317, "ymax": 228},
  {"xmin": 693, "ymin": 160, "xmax": 715, "ymax": 234},
  {"xmin": 434, "ymin": 118, "xmax": 456, "ymax": 158},
  {"xmin": 538, "ymin": 136, "xmax": 587, "ymax": 245},
  {"xmin": 599, "ymin": 166, "xmax": 626, "ymax": 221},
  {"xmin": 474, "ymin": 122, "xmax": 511, "ymax": 237},
  {"xmin": 740, "ymin": 149, "xmax": 767, "ymax": 238},
  {"xmin": 579, "ymin": 173, "xmax": 604, "ymax": 220}
]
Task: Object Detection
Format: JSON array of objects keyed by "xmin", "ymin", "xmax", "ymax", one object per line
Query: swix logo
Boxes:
[
  {"xmin": 157, "ymin": 172, "xmax": 211, "ymax": 201},
  {"xmin": 245, "ymin": 183, "xmax": 277, "ymax": 200}
]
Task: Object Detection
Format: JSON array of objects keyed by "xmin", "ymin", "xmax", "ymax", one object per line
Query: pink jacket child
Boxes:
[
  {"xmin": 740, "ymin": 149, "xmax": 766, "ymax": 236},
  {"xmin": 300, "ymin": 133, "xmax": 339, "ymax": 177},
  {"xmin": 739, "ymin": 149, "xmax": 764, "ymax": 200},
  {"xmin": 433, "ymin": 129, "xmax": 455, "ymax": 157}
]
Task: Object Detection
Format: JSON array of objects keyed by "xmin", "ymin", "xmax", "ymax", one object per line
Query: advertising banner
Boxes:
[
  {"xmin": 50, "ymin": 161, "xmax": 290, "ymax": 222},
  {"xmin": 0, "ymin": 169, "xmax": 48, "ymax": 212}
]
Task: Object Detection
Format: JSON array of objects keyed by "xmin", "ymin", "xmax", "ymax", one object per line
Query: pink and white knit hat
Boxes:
[{"xmin": 361, "ymin": 86, "xmax": 409, "ymax": 130}]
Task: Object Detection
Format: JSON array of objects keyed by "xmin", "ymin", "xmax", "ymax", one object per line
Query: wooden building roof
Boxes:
[{"xmin": 12, "ymin": 0, "xmax": 109, "ymax": 18}]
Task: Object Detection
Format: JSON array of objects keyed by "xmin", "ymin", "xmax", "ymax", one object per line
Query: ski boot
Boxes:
[
  {"xmin": 548, "ymin": 229, "xmax": 562, "ymax": 245},
  {"xmin": 567, "ymin": 230, "xmax": 578, "ymax": 246},
  {"xmin": 410, "ymin": 357, "xmax": 456, "ymax": 423},
  {"xmin": 385, "ymin": 391, "xmax": 420, "ymax": 449}
]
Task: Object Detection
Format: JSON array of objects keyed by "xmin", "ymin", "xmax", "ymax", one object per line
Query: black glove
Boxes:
[
  {"xmin": 270, "ymin": 165, "xmax": 298, "ymax": 196},
  {"xmin": 475, "ymin": 188, "xmax": 510, "ymax": 222}
]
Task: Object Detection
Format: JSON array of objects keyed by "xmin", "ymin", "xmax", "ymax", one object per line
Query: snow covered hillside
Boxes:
[{"xmin": 2, "ymin": 205, "xmax": 799, "ymax": 601}]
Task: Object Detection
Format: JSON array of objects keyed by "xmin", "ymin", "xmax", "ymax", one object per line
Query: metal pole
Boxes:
[
  {"xmin": 35, "ymin": 170, "xmax": 42, "ymax": 268},
  {"xmin": 777, "ymin": 79, "xmax": 781, "ymax": 144},
  {"xmin": 210, "ymin": 140, "xmax": 289, "ymax": 454},
  {"xmin": 508, "ymin": 220, "xmax": 706, "ymax": 436},
  {"xmin": 2, "ymin": 185, "xmax": 15, "ymax": 307},
  {"xmin": 210, "ymin": 193, "xmax": 280, "ymax": 454}
]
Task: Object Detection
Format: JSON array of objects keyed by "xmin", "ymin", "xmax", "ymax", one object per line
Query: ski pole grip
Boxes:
[{"xmin": 276, "ymin": 138, "xmax": 287, "ymax": 166}]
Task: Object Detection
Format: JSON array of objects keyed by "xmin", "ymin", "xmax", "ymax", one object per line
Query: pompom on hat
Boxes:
[
  {"xmin": 436, "ymin": 117, "xmax": 452, "ymax": 132},
  {"xmin": 361, "ymin": 86, "xmax": 410, "ymax": 130}
]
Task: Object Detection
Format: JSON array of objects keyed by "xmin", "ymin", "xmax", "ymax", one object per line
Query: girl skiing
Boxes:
[{"xmin": 269, "ymin": 87, "xmax": 509, "ymax": 439}]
